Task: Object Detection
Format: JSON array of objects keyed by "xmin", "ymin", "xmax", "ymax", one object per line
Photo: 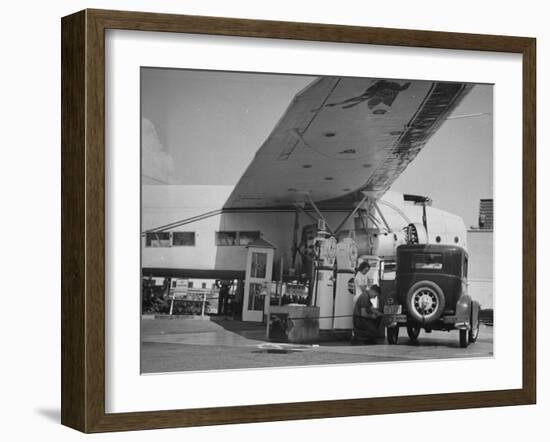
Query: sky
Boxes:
[{"xmin": 141, "ymin": 68, "xmax": 492, "ymax": 228}]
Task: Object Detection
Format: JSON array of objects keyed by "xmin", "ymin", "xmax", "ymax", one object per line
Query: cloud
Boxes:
[{"xmin": 141, "ymin": 118, "xmax": 178, "ymax": 184}]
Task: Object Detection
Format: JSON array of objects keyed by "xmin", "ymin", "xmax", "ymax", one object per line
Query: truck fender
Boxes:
[
  {"xmin": 455, "ymin": 293, "xmax": 472, "ymax": 325},
  {"xmin": 471, "ymin": 300, "xmax": 481, "ymax": 324}
]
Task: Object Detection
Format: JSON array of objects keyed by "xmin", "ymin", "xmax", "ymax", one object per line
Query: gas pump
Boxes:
[
  {"xmin": 311, "ymin": 220, "xmax": 337, "ymax": 330},
  {"xmin": 333, "ymin": 234, "xmax": 358, "ymax": 329}
]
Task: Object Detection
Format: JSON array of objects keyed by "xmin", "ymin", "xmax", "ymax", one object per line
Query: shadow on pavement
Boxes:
[{"xmin": 210, "ymin": 316, "xmax": 267, "ymax": 340}]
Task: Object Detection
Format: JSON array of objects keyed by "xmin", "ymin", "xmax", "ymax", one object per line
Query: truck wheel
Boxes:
[
  {"xmin": 387, "ymin": 326, "xmax": 399, "ymax": 345},
  {"xmin": 459, "ymin": 329, "xmax": 469, "ymax": 348},
  {"xmin": 469, "ymin": 306, "xmax": 480, "ymax": 343},
  {"xmin": 406, "ymin": 325, "xmax": 421, "ymax": 342},
  {"xmin": 405, "ymin": 281, "xmax": 446, "ymax": 324}
]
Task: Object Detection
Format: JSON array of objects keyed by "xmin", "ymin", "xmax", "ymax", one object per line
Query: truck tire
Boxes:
[
  {"xmin": 469, "ymin": 304, "xmax": 480, "ymax": 343},
  {"xmin": 405, "ymin": 280, "xmax": 446, "ymax": 325},
  {"xmin": 459, "ymin": 329, "xmax": 469, "ymax": 348}
]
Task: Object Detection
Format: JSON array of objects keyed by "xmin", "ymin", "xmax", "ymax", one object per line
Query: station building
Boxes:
[
  {"xmin": 467, "ymin": 199, "xmax": 494, "ymax": 309},
  {"xmin": 141, "ymin": 185, "xmax": 496, "ymax": 321}
]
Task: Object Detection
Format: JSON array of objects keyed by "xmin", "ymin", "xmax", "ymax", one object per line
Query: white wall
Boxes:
[
  {"xmin": 141, "ymin": 185, "xmax": 358, "ymax": 272},
  {"xmin": 1, "ymin": 1, "xmax": 547, "ymax": 442}
]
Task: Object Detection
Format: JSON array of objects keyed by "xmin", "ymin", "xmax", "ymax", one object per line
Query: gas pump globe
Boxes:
[
  {"xmin": 334, "ymin": 235, "xmax": 358, "ymax": 329},
  {"xmin": 312, "ymin": 227, "xmax": 337, "ymax": 331},
  {"xmin": 319, "ymin": 236, "xmax": 337, "ymax": 265}
]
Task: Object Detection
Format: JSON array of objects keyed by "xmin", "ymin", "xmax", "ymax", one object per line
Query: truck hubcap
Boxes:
[{"xmin": 412, "ymin": 288, "xmax": 438, "ymax": 318}]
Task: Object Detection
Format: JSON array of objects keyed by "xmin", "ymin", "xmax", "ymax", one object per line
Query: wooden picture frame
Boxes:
[{"xmin": 61, "ymin": 9, "xmax": 536, "ymax": 433}]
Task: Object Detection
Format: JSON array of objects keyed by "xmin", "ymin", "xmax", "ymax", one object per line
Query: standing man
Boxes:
[
  {"xmin": 354, "ymin": 261, "xmax": 370, "ymax": 305},
  {"xmin": 365, "ymin": 260, "xmax": 379, "ymax": 308},
  {"xmin": 215, "ymin": 279, "xmax": 233, "ymax": 316},
  {"xmin": 354, "ymin": 259, "xmax": 380, "ymax": 308}
]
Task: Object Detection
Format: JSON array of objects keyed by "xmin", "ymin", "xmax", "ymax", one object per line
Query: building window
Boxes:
[
  {"xmin": 238, "ymin": 231, "xmax": 261, "ymax": 245},
  {"xmin": 188, "ymin": 281, "xmax": 194, "ymax": 288},
  {"xmin": 216, "ymin": 231, "xmax": 260, "ymax": 246},
  {"xmin": 201, "ymin": 282, "xmax": 207, "ymax": 289},
  {"xmin": 251, "ymin": 252, "xmax": 267, "ymax": 278},
  {"xmin": 216, "ymin": 231, "xmax": 238, "ymax": 246},
  {"xmin": 145, "ymin": 232, "xmax": 171, "ymax": 247},
  {"xmin": 172, "ymin": 231, "xmax": 195, "ymax": 246},
  {"xmin": 248, "ymin": 282, "xmax": 266, "ymax": 311}
]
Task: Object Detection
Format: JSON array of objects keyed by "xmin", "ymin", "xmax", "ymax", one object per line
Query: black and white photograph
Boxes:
[{"xmin": 140, "ymin": 67, "xmax": 494, "ymax": 374}]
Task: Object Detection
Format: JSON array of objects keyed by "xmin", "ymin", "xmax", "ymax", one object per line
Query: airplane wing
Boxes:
[{"xmin": 223, "ymin": 77, "xmax": 473, "ymax": 210}]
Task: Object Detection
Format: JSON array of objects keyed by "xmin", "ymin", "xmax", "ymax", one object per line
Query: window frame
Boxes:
[
  {"xmin": 172, "ymin": 231, "xmax": 196, "ymax": 247},
  {"xmin": 144, "ymin": 231, "xmax": 171, "ymax": 248},
  {"xmin": 215, "ymin": 230, "xmax": 261, "ymax": 246}
]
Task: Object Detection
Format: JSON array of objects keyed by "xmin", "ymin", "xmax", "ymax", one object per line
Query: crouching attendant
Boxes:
[{"xmin": 352, "ymin": 284, "xmax": 383, "ymax": 344}]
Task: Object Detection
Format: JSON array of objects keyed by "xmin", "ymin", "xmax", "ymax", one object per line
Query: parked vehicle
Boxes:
[{"xmin": 382, "ymin": 244, "xmax": 480, "ymax": 348}]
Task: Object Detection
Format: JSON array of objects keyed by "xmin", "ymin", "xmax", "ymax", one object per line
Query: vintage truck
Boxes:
[{"xmin": 381, "ymin": 244, "xmax": 480, "ymax": 348}]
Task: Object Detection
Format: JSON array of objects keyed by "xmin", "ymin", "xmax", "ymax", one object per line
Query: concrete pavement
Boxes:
[{"xmin": 141, "ymin": 316, "xmax": 493, "ymax": 373}]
